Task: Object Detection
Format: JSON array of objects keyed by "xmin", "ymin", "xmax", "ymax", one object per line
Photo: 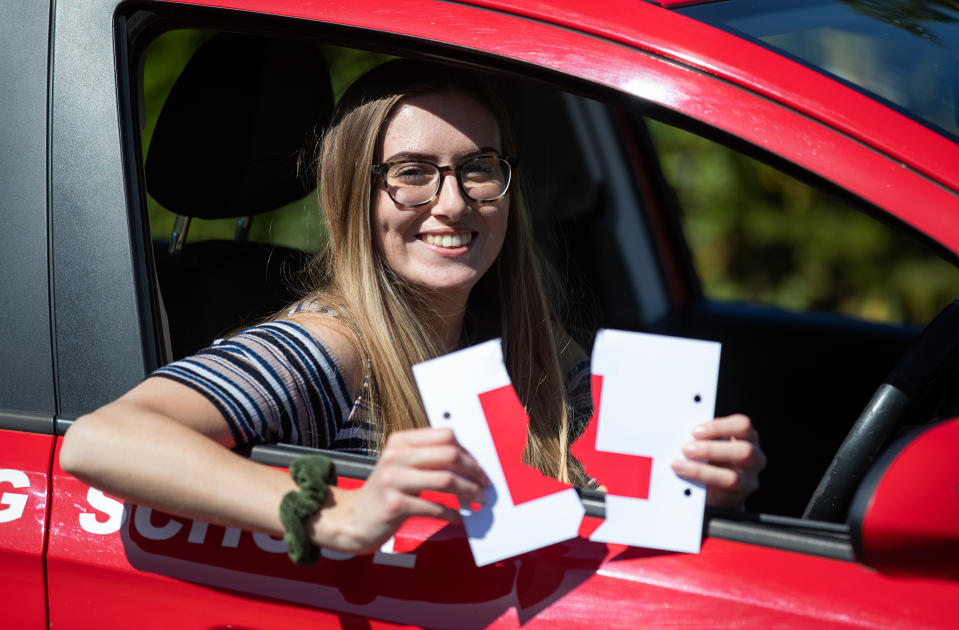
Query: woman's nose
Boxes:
[{"xmin": 431, "ymin": 171, "xmax": 470, "ymax": 218}]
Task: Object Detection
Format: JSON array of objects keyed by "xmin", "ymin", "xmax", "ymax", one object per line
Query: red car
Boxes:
[{"xmin": 2, "ymin": 0, "xmax": 958, "ymax": 627}]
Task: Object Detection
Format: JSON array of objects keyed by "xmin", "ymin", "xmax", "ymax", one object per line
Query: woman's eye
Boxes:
[
  {"xmin": 391, "ymin": 164, "xmax": 434, "ymax": 184},
  {"xmin": 463, "ymin": 162, "xmax": 498, "ymax": 181}
]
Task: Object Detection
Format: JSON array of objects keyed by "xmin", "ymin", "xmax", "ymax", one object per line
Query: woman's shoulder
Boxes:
[{"xmin": 284, "ymin": 303, "xmax": 365, "ymax": 400}]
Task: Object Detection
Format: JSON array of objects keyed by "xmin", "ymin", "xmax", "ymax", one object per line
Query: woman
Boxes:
[{"xmin": 60, "ymin": 60, "xmax": 764, "ymax": 562}]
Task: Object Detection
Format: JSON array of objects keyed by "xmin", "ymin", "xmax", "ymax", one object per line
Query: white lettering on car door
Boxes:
[
  {"xmin": 0, "ymin": 468, "xmax": 29, "ymax": 523},
  {"xmin": 79, "ymin": 487, "xmax": 128, "ymax": 534},
  {"xmin": 69, "ymin": 482, "xmax": 417, "ymax": 567}
]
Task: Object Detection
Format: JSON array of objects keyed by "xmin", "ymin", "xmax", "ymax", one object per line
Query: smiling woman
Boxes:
[
  {"xmin": 59, "ymin": 56, "xmax": 764, "ymax": 566},
  {"xmin": 287, "ymin": 60, "xmax": 590, "ymax": 485}
]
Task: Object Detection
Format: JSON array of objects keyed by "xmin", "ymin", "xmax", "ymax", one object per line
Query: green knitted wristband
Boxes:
[{"xmin": 279, "ymin": 454, "xmax": 337, "ymax": 566}]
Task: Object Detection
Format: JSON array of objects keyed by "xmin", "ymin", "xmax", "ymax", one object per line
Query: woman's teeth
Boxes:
[{"xmin": 423, "ymin": 233, "xmax": 472, "ymax": 248}]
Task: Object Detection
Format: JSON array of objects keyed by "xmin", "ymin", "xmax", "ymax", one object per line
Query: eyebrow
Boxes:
[{"xmin": 382, "ymin": 147, "xmax": 502, "ymax": 163}]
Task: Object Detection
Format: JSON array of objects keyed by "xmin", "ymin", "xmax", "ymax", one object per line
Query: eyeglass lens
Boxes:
[{"xmin": 385, "ymin": 157, "xmax": 510, "ymax": 206}]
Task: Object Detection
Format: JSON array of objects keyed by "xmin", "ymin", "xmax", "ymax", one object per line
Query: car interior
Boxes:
[{"xmin": 131, "ymin": 21, "xmax": 959, "ymax": 536}]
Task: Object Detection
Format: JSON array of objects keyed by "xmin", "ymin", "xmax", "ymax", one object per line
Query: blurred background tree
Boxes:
[{"xmin": 647, "ymin": 119, "xmax": 959, "ymax": 325}]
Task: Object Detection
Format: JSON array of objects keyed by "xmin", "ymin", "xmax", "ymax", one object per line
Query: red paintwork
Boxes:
[
  {"xmin": 159, "ymin": 0, "xmax": 959, "ymax": 257},
  {"xmin": 47, "ymin": 439, "xmax": 959, "ymax": 629},
  {"xmin": 0, "ymin": 429, "xmax": 54, "ymax": 630},
  {"xmin": 859, "ymin": 418, "xmax": 959, "ymax": 580}
]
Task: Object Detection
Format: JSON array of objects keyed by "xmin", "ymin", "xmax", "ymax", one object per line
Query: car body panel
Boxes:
[
  {"xmin": 0, "ymin": 0, "xmax": 57, "ymax": 427},
  {"xmin": 49, "ymin": 0, "xmax": 160, "ymax": 420},
  {"xmin": 45, "ymin": 439, "xmax": 959, "ymax": 628},
  {"xmin": 0, "ymin": 430, "xmax": 54, "ymax": 629}
]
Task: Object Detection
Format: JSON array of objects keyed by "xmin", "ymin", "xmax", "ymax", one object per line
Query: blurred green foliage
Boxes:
[
  {"xmin": 142, "ymin": 29, "xmax": 959, "ymax": 328},
  {"xmin": 647, "ymin": 119, "xmax": 959, "ymax": 325}
]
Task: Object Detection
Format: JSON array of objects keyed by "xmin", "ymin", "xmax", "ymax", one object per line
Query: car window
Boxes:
[
  {"xmin": 678, "ymin": 0, "xmax": 959, "ymax": 142},
  {"xmin": 128, "ymin": 19, "xmax": 957, "ymax": 525},
  {"xmin": 646, "ymin": 117, "xmax": 959, "ymax": 326},
  {"xmin": 139, "ymin": 29, "xmax": 638, "ymax": 358}
]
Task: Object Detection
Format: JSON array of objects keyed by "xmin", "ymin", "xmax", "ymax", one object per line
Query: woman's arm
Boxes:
[
  {"xmin": 60, "ymin": 320, "xmax": 490, "ymax": 555},
  {"xmin": 60, "ymin": 378, "xmax": 300, "ymax": 536}
]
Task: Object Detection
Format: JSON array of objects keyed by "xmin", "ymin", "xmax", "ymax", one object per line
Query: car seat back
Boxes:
[{"xmin": 146, "ymin": 32, "xmax": 332, "ymax": 359}]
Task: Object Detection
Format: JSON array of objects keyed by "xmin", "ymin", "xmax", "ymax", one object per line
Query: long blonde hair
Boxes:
[{"xmin": 305, "ymin": 60, "xmax": 585, "ymax": 484}]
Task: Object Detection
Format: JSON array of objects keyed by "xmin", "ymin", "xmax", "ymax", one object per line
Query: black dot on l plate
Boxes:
[
  {"xmin": 442, "ymin": 411, "xmax": 451, "ymax": 420},
  {"xmin": 684, "ymin": 488, "xmax": 692, "ymax": 497},
  {"xmin": 693, "ymin": 394, "xmax": 702, "ymax": 403}
]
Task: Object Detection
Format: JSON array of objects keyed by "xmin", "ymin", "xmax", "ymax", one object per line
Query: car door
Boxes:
[
  {"xmin": 42, "ymin": 1, "xmax": 959, "ymax": 628},
  {"xmin": 0, "ymin": 1, "xmax": 57, "ymax": 627}
]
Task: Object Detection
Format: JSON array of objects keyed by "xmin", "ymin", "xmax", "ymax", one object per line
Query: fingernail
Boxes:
[
  {"xmin": 671, "ymin": 460, "xmax": 687, "ymax": 473},
  {"xmin": 682, "ymin": 443, "xmax": 698, "ymax": 457},
  {"xmin": 692, "ymin": 425, "xmax": 708, "ymax": 437}
]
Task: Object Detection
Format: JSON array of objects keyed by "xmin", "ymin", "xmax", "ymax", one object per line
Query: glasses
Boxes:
[{"xmin": 371, "ymin": 156, "xmax": 513, "ymax": 207}]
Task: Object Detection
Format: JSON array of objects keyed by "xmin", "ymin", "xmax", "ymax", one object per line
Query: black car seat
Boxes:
[{"xmin": 146, "ymin": 33, "xmax": 332, "ymax": 360}]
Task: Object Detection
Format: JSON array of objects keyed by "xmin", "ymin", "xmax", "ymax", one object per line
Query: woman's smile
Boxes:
[{"xmin": 418, "ymin": 230, "xmax": 474, "ymax": 250}]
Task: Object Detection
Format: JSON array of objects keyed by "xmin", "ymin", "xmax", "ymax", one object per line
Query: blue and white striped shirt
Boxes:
[{"xmin": 153, "ymin": 320, "xmax": 378, "ymax": 454}]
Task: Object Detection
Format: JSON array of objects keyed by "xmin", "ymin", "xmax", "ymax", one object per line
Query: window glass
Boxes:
[
  {"xmin": 679, "ymin": 0, "xmax": 959, "ymax": 141},
  {"xmin": 646, "ymin": 118, "xmax": 959, "ymax": 325}
]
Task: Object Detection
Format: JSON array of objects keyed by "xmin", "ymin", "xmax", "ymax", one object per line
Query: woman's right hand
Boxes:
[{"xmin": 312, "ymin": 427, "xmax": 491, "ymax": 554}]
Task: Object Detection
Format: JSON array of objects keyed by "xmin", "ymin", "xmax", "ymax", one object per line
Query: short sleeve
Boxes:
[{"xmin": 151, "ymin": 321, "xmax": 354, "ymax": 449}]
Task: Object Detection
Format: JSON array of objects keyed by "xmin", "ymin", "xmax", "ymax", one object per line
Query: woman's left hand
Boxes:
[{"xmin": 671, "ymin": 414, "xmax": 766, "ymax": 509}]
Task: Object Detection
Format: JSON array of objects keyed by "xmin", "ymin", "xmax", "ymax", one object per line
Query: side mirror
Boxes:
[{"xmin": 848, "ymin": 418, "xmax": 959, "ymax": 581}]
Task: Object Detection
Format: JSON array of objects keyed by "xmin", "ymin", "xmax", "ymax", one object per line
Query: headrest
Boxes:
[{"xmin": 146, "ymin": 33, "xmax": 332, "ymax": 220}]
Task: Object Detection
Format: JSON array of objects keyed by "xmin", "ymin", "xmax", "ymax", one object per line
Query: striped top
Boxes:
[
  {"xmin": 152, "ymin": 316, "xmax": 594, "ymax": 456},
  {"xmin": 152, "ymin": 320, "xmax": 379, "ymax": 455}
]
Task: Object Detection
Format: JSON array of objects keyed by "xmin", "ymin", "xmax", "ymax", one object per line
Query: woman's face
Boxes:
[{"xmin": 371, "ymin": 91, "xmax": 509, "ymax": 304}]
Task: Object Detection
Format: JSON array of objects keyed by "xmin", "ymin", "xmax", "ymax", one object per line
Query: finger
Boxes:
[
  {"xmin": 692, "ymin": 414, "xmax": 756, "ymax": 442},
  {"xmin": 682, "ymin": 439, "xmax": 766, "ymax": 471},
  {"xmin": 672, "ymin": 459, "xmax": 758, "ymax": 496},
  {"xmin": 384, "ymin": 427, "xmax": 458, "ymax": 447},
  {"xmin": 385, "ymin": 444, "xmax": 491, "ymax": 487},
  {"xmin": 672, "ymin": 458, "xmax": 737, "ymax": 489},
  {"xmin": 391, "ymin": 468, "xmax": 488, "ymax": 506},
  {"xmin": 381, "ymin": 431, "xmax": 491, "ymax": 487},
  {"xmin": 399, "ymin": 494, "xmax": 465, "ymax": 525}
]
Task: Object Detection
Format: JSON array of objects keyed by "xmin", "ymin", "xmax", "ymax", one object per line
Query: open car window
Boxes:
[{"xmin": 129, "ymin": 15, "xmax": 956, "ymax": 542}]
